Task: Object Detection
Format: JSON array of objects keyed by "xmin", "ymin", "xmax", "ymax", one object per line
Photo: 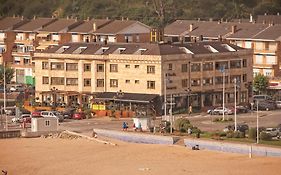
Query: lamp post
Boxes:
[
  {"xmin": 3, "ymin": 62, "xmax": 7, "ymax": 130},
  {"xmin": 219, "ymin": 65, "xmax": 225, "ymax": 121},
  {"xmin": 164, "ymin": 73, "xmax": 167, "ymax": 119},
  {"xmin": 116, "ymin": 90, "xmax": 124, "ymax": 110},
  {"xmin": 234, "ymin": 78, "xmax": 237, "ymax": 131},
  {"xmin": 256, "ymin": 100, "xmax": 259, "ymax": 144},
  {"xmin": 50, "ymin": 87, "xmax": 58, "ymax": 109}
]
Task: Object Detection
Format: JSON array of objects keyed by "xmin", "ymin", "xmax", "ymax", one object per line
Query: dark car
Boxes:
[
  {"xmin": 223, "ymin": 124, "xmax": 249, "ymax": 133},
  {"xmin": 62, "ymin": 108, "xmax": 76, "ymax": 119},
  {"xmin": 236, "ymin": 106, "xmax": 249, "ymax": 113},
  {"xmin": 72, "ymin": 112, "xmax": 85, "ymax": 120},
  {"xmin": 254, "ymin": 101, "xmax": 276, "ymax": 111}
]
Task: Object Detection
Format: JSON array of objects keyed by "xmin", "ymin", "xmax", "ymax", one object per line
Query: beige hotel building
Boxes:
[{"xmin": 33, "ymin": 41, "xmax": 253, "ymax": 114}]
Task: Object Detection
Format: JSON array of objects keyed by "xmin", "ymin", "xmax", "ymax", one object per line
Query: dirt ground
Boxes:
[{"xmin": 0, "ymin": 137, "xmax": 281, "ymax": 175}]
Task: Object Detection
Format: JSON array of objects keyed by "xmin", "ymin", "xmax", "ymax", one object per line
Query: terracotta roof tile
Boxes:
[
  {"xmin": 39, "ymin": 18, "xmax": 81, "ymax": 33},
  {"xmin": 14, "ymin": 18, "xmax": 56, "ymax": 32},
  {"xmin": 0, "ymin": 17, "xmax": 28, "ymax": 31},
  {"xmin": 69, "ymin": 19, "xmax": 112, "ymax": 33},
  {"xmin": 93, "ymin": 20, "xmax": 140, "ymax": 34}
]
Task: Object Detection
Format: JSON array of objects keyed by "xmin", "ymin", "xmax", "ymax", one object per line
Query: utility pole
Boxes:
[
  {"xmin": 219, "ymin": 66, "xmax": 225, "ymax": 121},
  {"xmin": 3, "ymin": 62, "xmax": 7, "ymax": 130},
  {"xmin": 164, "ymin": 73, "xmax": 167, "ymax": 119},
  {"xmin": 234, "ymin": 78, "xmax": 237, "ymax": 131}
]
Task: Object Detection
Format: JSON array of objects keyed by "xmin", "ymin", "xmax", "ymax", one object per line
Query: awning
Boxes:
[
  {"xmin": 93, "ymin": 92, "xmax": 159, "ymax": 104},
  {"xmin": 37, "ymin": 32, "xmax": 50, "ymax": 38}
]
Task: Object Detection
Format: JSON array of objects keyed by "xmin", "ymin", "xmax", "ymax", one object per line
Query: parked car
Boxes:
[
  {"xmin": 209, "ymin": 107, "xmax": 234, "ymax": 115},
  {"xmin": 41, "ymin": 111, "xmax": 64, "ymax": 122},
  {"xmin": 72, "ymin": 112, "xmax": 86, "ymax": 120},
  {"xmin": 223, "ymin": 124, "xmax": 249, "ymax": 133},
  {"xmin": 32, "ymin": 110, "xmax": 44, "ymax": 117},
  {"xmin": 12, "ymin": 114, "xmax": 32, "ymax": 123},
  {"xmin": 62, "ymin": 108, "xmax": 76, "ymax": 119},
  {"xmin": 265, "ymin": 128, "xmax": 279, "ymax": 137},
  {"xmin": 254, "ymin": 101, "xmax": 276, "ymax": 111},
  {"xmin": 276, "ymin": 101, "xmax": 281, "ymax": 109},
  {"xmin": 236, "ymin": 105, "xmax": 249, "ymax": 113}
]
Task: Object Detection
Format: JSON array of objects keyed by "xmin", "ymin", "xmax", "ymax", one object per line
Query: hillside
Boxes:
[{"xmin": 0, "ymin": 0, "xmax": 281, "ymax": 27}]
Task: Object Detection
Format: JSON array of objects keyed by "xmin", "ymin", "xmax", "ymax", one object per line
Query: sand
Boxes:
[{"xmin": 0, "ymin": 137, "xmax": 281, "ymax": 175}]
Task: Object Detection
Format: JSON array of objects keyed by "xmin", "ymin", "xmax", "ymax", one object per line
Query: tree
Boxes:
[
  {"xmin": 0, "ymin": 64, "xmax": 15, "ymax": 84},
  {"xmin": 253, "ymin": 73, "xmax": 269, "ymax": 95}
]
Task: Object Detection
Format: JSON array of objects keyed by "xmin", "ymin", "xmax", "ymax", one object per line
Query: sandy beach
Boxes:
[{"xmin": 0, "ymin": 137, "xmax": 281, "ymax": 175}]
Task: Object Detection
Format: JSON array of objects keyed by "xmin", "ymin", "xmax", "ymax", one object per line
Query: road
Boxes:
[{"xmin": 1, "ymin": 109, "xmax": 281, "ymax": 134}]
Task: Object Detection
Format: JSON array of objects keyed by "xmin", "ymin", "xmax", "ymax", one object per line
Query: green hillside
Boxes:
[{"xmin": 0, "ymin": 0, "xmax": 281, "ymax": 27}]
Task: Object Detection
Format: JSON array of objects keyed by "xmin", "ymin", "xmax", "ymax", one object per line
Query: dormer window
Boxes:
[
  {"xmin": 221, "ymin": 44, "xmax": 236, "ymax": 52},
  {"xmin": 56, "ymin": 46, "xmax": 70, "ymax": 53},
  {"xmin": 95, "ymin": 47, "xmax": 109, "ymax": 55},
  {"xmin": 204, "ymin": 45, "xmax": 219, "ymax": 53},
  {"xmin": 73, "ymin": 46, "xmax": 87, "ymax": 54},
  {"xmin": 118, "ymin": 48, "xmax": 126, "ymax": 54},
  {"xmin": 134, "ymin": 48, "xmax": 147, "ymax": 55}
]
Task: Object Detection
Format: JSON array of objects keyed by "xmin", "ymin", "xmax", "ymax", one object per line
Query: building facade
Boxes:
[{"xmin": 33, "ymin": 42, "xmax": 252, "ymax": 113}]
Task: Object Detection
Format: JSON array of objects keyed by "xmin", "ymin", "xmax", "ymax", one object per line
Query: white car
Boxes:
[
  {"xmin": 41, "ymin": 111, "xmax": 64, "ymax": 122},
  {"xmin": 12, "ymin": 114, "xmax": 32, "ymax": 123},
  {"xmin": 265, "ymin": 128, "xmax": 279, "ymax": 137},
  {"xmin": 210, "ymin": 107, "xmax": 234, "ymax": 115}
]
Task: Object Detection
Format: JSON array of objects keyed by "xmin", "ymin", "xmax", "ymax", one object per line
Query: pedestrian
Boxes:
[{"xmin": 122, "ymin": 122, "xmax": 128, "ymax": 131}]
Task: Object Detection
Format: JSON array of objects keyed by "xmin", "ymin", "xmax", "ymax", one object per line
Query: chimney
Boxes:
[
  {"xmin": 75, "ymin": 17, "xmax": 78, "ymax": 21},
  {"xmin": 231, "ymin": 25, "xmax": 237, "ymax": 34},
  {"xmin": 21, "ymin": 16, "xmax": 24, "ymax": 20},
  {"xmin": 189, "ymin": 23, "xmax": 194, "ymax": 32},
  {"xmin": 264, "ymin": 13, "xmax": 267, "ymax": 16},
  {"xmin": 67, "ymin": 16, "xmax": 69, "ymax": 20},
  {"xmin": 126, "ymin": 17, "xmax": 129, "ymax": 21},
  {"xmin": 121, "ymin": 17, "xmax": 124, "ymax": 21},
  {"xmin": 218, "ymin": 20, "xmax": 221, "ymax": 24},
  {"xmin": 238, "ymin": 19, "xmax": 241, "ymax": 23},
  {"xmin": 33, "ymin": 16, "xmax": 36, "ymax": 20},
  {"xmin": 106, "ymin": 17, "xmax": 109, "ymax": 20},
  {"xmin": 250, "ymin": 14, "xmax": 253, "ymax": 23},
  {"xmin": 209, "ymin": 18, "xmax": 213, "ymax": 22},
  {"xmin": 218, "ymin": 35, "xmax": 222, "ymax": 41},
  {"xmin": 263, "ymin": 20, "xmax": 266, "ymax": 24},
  {"xmin": 199, "ymin": 35, "xmax": 203, "ymax": 41},
  {"xmin": 93, "ymin": 22, "xmax": 97, "ymax": 32},
  {"xmin": 197, "ymin": 18, "xmax": 200, "ymax": 21},
  {"xmin": 277, "ymin": 12, "xmax": 280, "ymax": 16},
  {"xmin": 86, "ymin": 17, "xmax": 90, "ymax": 21}
]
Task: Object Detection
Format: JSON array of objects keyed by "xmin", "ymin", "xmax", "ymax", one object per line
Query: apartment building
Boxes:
[
  {"xmin": 164, "ymin": 19, "xmax": 281, "ymax": 90},
  {"xmin": 0, "ymin": 16, "xmax": 28, "ymax": 64},
  {"xmin": 11, "ymin": 17, "xmax": 56, "ymax": 84},
  {"xmin": 33, "ymin": 41, "xmax": 252, "ymax": 113}
]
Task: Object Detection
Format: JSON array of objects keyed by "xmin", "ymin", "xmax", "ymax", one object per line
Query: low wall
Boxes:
[
  {"xmin": 184, "ymin": 138, "xmax": 281, "ymax": 157},
  {"xmin": 21, "ymin": 130, "xmax": 61, "ymax": 138},
  {"xmin": 94, "ymin": 129, "xmax": 175, "ymax": 145},
  {"xmin": 0, "ymin": 130, "xmax": 21, "ymax": 139}
]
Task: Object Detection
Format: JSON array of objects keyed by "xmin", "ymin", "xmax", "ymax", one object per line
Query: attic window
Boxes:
[
  {"xmin": 179, "ymin": 47, "xmax": 194, "ymax": 54},
  {"xmin": 73, "ymin": 46, "xmax": 87, "ymax": 54},
  {"xmin": 56, "ymin": 46, "xmax": 70, "ymax": 53},
  {"xmin": 204, "ymin": 45, "xmax": 219, "ymax": 53},
  {"xmin": 117, "ymin": 48, "xmax": 126, "ymax": 54},
  {"xmin": 95, "ymin": 47, "xmax": 109, "ymax": 55},
  {"xmin": 134, "ymin": 48, "xmax": 147, "ymax": 55},
  {"xmin": 221, "ymin": 44, "xmax": 236, "ymax": 52}
]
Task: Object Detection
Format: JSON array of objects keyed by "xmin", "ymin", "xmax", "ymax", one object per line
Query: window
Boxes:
[
  {"xmin": 97, "ymin": 64, "xmax": 104, "ymax": 72},
  {"xmin": 168, "ymin": 63, "xmax": 173, "ymax": 70},
  {"xmin": 110, "ymin": 79, "xmax": 118, "ymax": 87},
  {"xmin": 42, "ymin": 62, "xmax": 49, "ymax": 69},
  {"xmin": 191, "ymin": 63, "xmax": 201, "ymax": 72},
  {"xmin": 230, "ymin": 75, "xmax": 241, "ymax": 83},
  {"xmin": 125, "ymin": 80, "xmax": 130, "ymax": 83},
  {"xmin": 215, "ymin": 76, "xmax": 228, "ymax": 84},
  {"xmin": 51, "ymin": 77, "xmax": 64, "ymax": 85},
  {"xmin": 42, "ymin": 77, "xmax": 49, "ymax": 84},
  {"xmin": 66, "ymin": 63, "xmax": 78, "ymax": 71},
  {"xmin": 265, "ymin": 42, "xmax": 269, "ymax": 50},
  {"xmin": 191, "ymin": 79, "xmax": 201, "ymax": 86},
  {"xmin": 97, "ymin": 79, "xmax": 104, "ymax": 87},
  {"xmin": 24, "ymin": 58, "xmax": 30, "ymax": 65},
  {"xmin": 181, "ymin": 64, "xmax": 188, "ymax": 72},
  {"xmin": 147, "ymin": 65, "xmax": 155, "ymax": 74},
  {"xmin": 136, "ymin": 34, "xmax": 140, "ymax": 42},
  {"xmin": 51, "ymin": 63, "xmax": 64, "ymax": 70},
  {"xmin": 255, "ymin": 55, "xmax": 263, "ymax": 64},
  {"xmin": 45, "ymin": 120, "xmax": 50, "ymax": 126},
  {"xmin": 125, "ymin": 65, "xmax": 130, "ymax": 68},
  {"xmin": 84, "ymin": 79, "xmax": 91, "ymax": 86},
  {"xmin": 135, "ymin": 65, "xmax": 139, "ymax": 68},
  {"xmin": 202, "ymin": 78, "xmax": 213, "ymax": 85},
  {"xmin": 230, "ymin": 60, "xmax": 241, "ymax": 69},
  {"xmin": 242, "ymin": 59, "xmax": 247, "ymax": 67},
  {"xmin": 66, "ymin": 78, "xmax": 78, "ymax": 85},
  {"xmin": 182, "ymin": 79, "xmax": 188, "ymax": 88},
  {"xmin": 135, "ymin": 80, "xmax": 140, "ymax": 84},
  {"xmin": 242, "ymin": 74, "xmax": 247, "ymax": 82},
  {"xmin": 84, "ymin": 64, "xmax": 91, "ymax": 72},
  {"xmin": 215, "ymin": 61, "xmax": 228, "ymax": 70},
  {"xmin": 203, "ymin": 62, "xmax": 213, "ymax": 71},
  {"xmin": 147, "ymin": 81, "xmax": 155, "ymax": 89},
  {"xmin": 110, "ymin": 64, "xmax": 118, "ymax": 72}
]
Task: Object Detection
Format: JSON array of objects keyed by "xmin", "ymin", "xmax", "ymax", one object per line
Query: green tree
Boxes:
[
  {"xmin": 0, "ymin": 65, "xmax": 15, "ymax": 84},
  {"xmin": 253, "ymin": 73, "xmax": 269, "ymax": 95}
]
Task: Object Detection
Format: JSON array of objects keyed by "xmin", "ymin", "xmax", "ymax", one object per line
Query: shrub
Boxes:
[
  {"xmin": 260, "ymin": 132, "xmax": 272, "ymax": 141},
  {"xmin": 226, "ymin": 131, "xmax": 234, "ymax": 138},
  {"xmin": 174, "ymin": 118, "xmax": 192, "ymax": 133}
]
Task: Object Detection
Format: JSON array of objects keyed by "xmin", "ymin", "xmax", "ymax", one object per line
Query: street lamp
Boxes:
[
  {"xmin": 256, "ymin": 100, "xmax": 259, "ymax": 144},
  {"xmin": 116, "ymin": 90, "xmax": 124, "ymax": 110},
  {"xmin": 219, "ymin": 65, "xmax": 226, "ymax": 121},
  {"xmin": 50, "ymin": 87, "xmax": 58, "ymax": 109}
]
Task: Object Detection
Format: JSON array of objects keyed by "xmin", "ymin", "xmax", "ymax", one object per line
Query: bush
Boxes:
[
  {"xmin": 212, "ymin": 117, "xmax": 233, "ymax": 122},
  {"xmin": 248, "ymin": 128, "xmax": 257, "ymax": 140},
  {"xmin": 174, "ymin": 118, "xmax": 192, "ymax": 133},
  {"xmin": 226, "ymin": 131, "xmax": 234, "ymax": 138},
  {"xmin": 260, "ymin": 132, "xmax": 272, "ymax": 141}
]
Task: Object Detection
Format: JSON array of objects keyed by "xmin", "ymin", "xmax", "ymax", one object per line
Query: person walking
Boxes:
[{"xmin": 188, "ymin": 105, "xmax": 192, "ymax": 115}]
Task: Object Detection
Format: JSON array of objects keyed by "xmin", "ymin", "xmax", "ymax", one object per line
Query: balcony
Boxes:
[{"xmin": 14, "ymin": 39, "xmax": 34, "ymax": 45}]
